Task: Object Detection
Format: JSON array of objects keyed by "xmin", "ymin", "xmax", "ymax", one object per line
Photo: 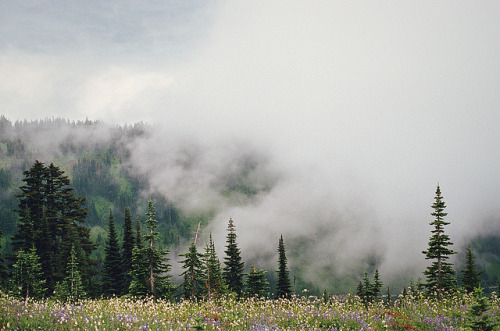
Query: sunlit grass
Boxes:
[{"xmin": 0, "ymin": 290, "xmax": 498, "ymax": 330}]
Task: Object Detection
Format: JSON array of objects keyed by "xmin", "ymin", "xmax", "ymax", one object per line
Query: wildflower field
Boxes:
[{"xmin": 0, "ymin": 291, "xmax": 498, "ymax": 330}]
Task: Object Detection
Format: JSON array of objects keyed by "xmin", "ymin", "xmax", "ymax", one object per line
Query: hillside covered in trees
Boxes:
[{"xmin": 0, "ymin": 116, "xmax": 499, "ymax": 297}]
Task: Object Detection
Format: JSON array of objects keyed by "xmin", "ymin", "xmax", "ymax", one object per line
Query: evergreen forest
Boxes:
[{"xmin": 0, "ymin": 117, "xmax": 499, "ymax": 302}]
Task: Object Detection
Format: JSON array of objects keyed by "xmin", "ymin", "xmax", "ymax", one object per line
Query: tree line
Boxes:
[
  {"xmin": 0, "ymin": 161, "xmax": 494, "ymax": 302},
  {"xmin": 0, "ymin": 160, "xmax": 292, "ymax": 301}
]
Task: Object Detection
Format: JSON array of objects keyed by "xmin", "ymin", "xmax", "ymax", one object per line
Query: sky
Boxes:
[{"xmin": 1, "ymin": 1, "xmax": 500, "ymax": 285}]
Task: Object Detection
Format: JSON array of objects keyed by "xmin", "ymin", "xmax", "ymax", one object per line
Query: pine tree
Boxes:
[
  {"xmin": 129, "ymin": 199, "xmax": 173, "ymax": 298},
  {"xmin": 180, "ymin": 241, "xmax": 204, "ymax": 300},
  {"xmin": 13, "ymin": 247, "xmax": 46, "ymax": 300},
  {"xmin": 203, "ymin": 233, "xmax": 225, "ymax": 298},
  {"xmin": 135, "ymin": 218, "xmax": 143, "ymax": 249},
  {"xmin": 245, "ymin": 265, "xmax": 269, "ymax": 298},
  {"xmin": 102, "ymin": 209, "xmax": 124, "ymax": 296},
  {"xmin": 361, "ymin": 272, "xmax": 373, "ymax": 305},
  {"xmin": 465, "ymin": 286, "xmax": 498, "ymax": 330},
  {"xmin": 128, "ymin": 245, "xmax": 149, "ymax": 297},
  {"xmin": 356, "ymin": 281, "xmax": 364, "ymax": 299},
  {"xmin": 13, "ymin": 161, "xmax": 96, "ymax": 293},
  {"xmin": 13, "ymin": 161, "xmax": 46, "ymax": 252},
  {"xmin": 386, "ymin": 286, "xmax": 392, "ymax": 306},
  {"xmin": 0, "ymin": 228, "xmax": 8, "ymax": 288},
  {"xmin": 461, "ymin": 246, "xmax": 481, "ymax": 293},
  {"xmin": 223, "ymin": 218, "xmax": 244, "ymax": 295},
  {"xmin": 128, "ymin": 218, "xmax": 146, "ymax": 297},
  {"xmin": 372, "ymin": 269, "xmax": 383, "ymax": 301},
  {"xmin": 122, "ymin": 207, "xmax": 135, "ymax": 290},
  {"xmin": 62, "ymin": 244, "xmax": 86, "ymax": 301},
  {"xmin": 276, "ymin": 234, "xmax": 291, "ymax": 298},
  {"xmin": 422, "ymin": 185, "xmax": 457, "ymax": 299}
]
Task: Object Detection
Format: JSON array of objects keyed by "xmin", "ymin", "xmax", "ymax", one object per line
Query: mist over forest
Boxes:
[{"xmin": 0, "ymin": 116, "xmax": 499, "ymax": 294}]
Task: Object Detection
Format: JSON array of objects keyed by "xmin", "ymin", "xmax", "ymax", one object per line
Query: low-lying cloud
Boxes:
[{"xmin": 2, "ymin": 1, "xmax": 500, "ymax": 287}]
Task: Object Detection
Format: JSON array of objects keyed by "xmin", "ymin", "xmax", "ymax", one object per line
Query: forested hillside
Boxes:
[
  {"xmin": 0, "ymin": 116, "xmax": 499, "ymax": 296},
  {"xmin": 0, "ymin": 117, "xmax": 192, "ymax": 257}
]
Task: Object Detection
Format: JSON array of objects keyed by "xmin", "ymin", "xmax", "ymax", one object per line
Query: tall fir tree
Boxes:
[
  {"xmin": 12, "ymin": 161, "xmax": 96, "ymax": 293},
  {"xmin": 13, "ymin": 246, "xmax": 46, "ymax": 300},
  {"xmin": 276, "ymin": 234, "xmax": 291, "ymax": 298},
  {"xmin": 122, "ymin": 207, "xmax": 135, "ymax": 290},
  {"xmin": 223, "ymin": 218, "xmax": 245, "ymax": 295},
  {"xmin": 245, "ymin": 265, "xmax": 269, "ymax": 298},
  {"xmin": 360, "ymin": 272, "xmax": 373, "ymax": 305},
  {"xmin": 203, "ymin": 233, "xmax": 225, "ymax": 298},
  {"xmin": 128, "ymin": 245, "xmax": 148, "ymax": 297},
  {"xmin": 180, "ymin": 241, "xmax": 204, "ymax": 300},
  {"xmin": 62, "ymin": 244, "xmax": 86, "ymax": 301},
  {"xmin": 372, "ymin": 269, "xmax": 383, "ymax": 302},
  {"xmin": 102, "ymin": 209, "xmax": 124, "ymax": 296},
  {"xmin": 460, "ymin": 246, "xmax": 481, "ymax": 293},
  {"xmin": 129, "ymin": 199, "xmax": 173, "ymax": 298},
  {"xmin": 422, "ymin": 185, "xmax": 457, "ymax": 299},
  {"xmin": 13, "ymin": 160, "xmax": 46, "ymax": 252}
]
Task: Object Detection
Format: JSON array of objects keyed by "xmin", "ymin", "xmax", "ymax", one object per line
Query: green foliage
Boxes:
[
  {"xmin": 276, "ymin": 234, "xmax": 291, "ymax": 298},
  {"xmin": 245, "ymin": 265, "xmax": 269, "ymax": 298},
  {"xmin": 12, "ymin": 161, "xmax": 96, "ymax": 293},
  {"xmin": 129, "ymin": 199, "xmax": 173, "ymax": 298},
  {"xmin": 122, "ymin": 207, "xmax": 135, "ymax": 290},
  {"xmin": 372, "ymin": 269, "xmax": 383, "ymax": 301},
  {"xmin": 55, "ymin": 245, "xmax": 86, "ymax": 301},
  {"xmin": 128, "ymin": 246, "xmax": 149, "ymax": 297},
  {"xmin": 422, "ymin": 185, "xmax": 457, "ymax": 298},
  {"xmin": 356, "ymin": 270, "xmax": 383, "ymax": 305},
  {"xmin": 180, "ymin": 241, "xmax": 204, "ymax": 300},
  {"xmin": 465, "ymin": 286, "xmax": 499, "ymax": 330},
  {"xmin": 0, "ymin": 229, "xmax": 8, "ymax": 288},
  {"xmin": 102, "ymin": 210, "xmax": 124, "ymax": 296},
  {"xmin": 223, "ymin": 218, "xmax": 244, "ymax": 295},
  {"xmin": 461, "ymin": 246, "xmax": 481, "ymax": 293},
  {"xmin": 203, "ymin": 233, "xmax": 226, "ymax": 298},
  {"xmin": 13, "ymin": 247, "xmax": 46, "ymax": 300}
]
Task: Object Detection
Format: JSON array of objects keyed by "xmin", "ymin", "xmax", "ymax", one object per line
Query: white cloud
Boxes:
[{"xmin": 2, "ymin": 1, "xmax": 500, "ymax": 285}]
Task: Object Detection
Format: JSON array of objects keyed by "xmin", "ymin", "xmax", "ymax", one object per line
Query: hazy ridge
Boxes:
[{"xmin": 0, "ymin": 116, "xmax": 499, "ymax": 294}]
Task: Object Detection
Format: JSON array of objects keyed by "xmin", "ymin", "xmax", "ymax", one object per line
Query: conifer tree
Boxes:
[
  {"xmin": 356, "ymin": 281, "xmax": 364, "ymax": 298},
  {"xmin": 135, "ymin": 218, "xmax": 143, "ymax": 249},
  {"xmin": 129, "ymin": 199, "xmax": 173, "ymax": 298},
  {"xmin": 386, "ymin": 286, "xmax": 392, "ymax": 306},
  {"xmin": 372, "ymin": 269, "xmax": 383, "ymax": 301},
  {"xmin": 245, "ymin": 265, "xmax": 269, "ymax": 298},
  {"xmin": 461, "ymin": 246, "xmax": 481, "ymax": 293},
  {"xmin": 276, "ymin": 234, "xmax": 291, "ymax": 298},
  {"xmin": 128, "ymin": 245, "xmax": 148, "ymax": 297},
  {"xmin": 361, "ymin": 272, "xmax": 373, "ymax": 305},
  {"xmin": 13, "ymin": 161, "xmax": 95, "ymax": 293},
  {"xmin": 203, "ymin": 233, "xmax": 225, "ymax": 298},
  {"xmin": 13, "ymin": 161, "xmax": 46, "ymax": 252},
  {"xmin": 223, "ymin": 218, "xmax": 244, "ymax": 295},
  {"xmin": 128, "ymin": 219, "xmax": 146, "ymax": 297},
  {"xmin": 13, "ymin": 247, "xmax": 46, "ymax": 300},
  {"xmin": 102, "ymin": 209, "xmax": 124, "ymax": 295},
  {"xmin": 180, "ymin": 241, "xmax": 204, "ymax": 300},
  {"xmin": 122, "ymin": 207, "xmax": 135, "ymax": 290},
  {"xmin": 0, "ymin": 228, "xmax": 8, "ymax": 287},
  {"xmin": 62, "ymin": 244, "xmax": 86, "ymax": 301},
  {"xmin": 422, "ymin": 185, "xmax": 457, "ymax": 298},
  {"xmin": 465, "ymin": 286, "xmax": 498, "ymax": 330}
]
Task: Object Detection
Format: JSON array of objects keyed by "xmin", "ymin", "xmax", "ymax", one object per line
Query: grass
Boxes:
[{"xmin": 0, "ymin": 290, "xmax": 498, "ymax": 330}]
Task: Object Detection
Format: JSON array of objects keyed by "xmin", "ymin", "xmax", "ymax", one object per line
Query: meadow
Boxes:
[{"xmin": 0, "ymin": 290, "xmax": 498, "ymax": 330}]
